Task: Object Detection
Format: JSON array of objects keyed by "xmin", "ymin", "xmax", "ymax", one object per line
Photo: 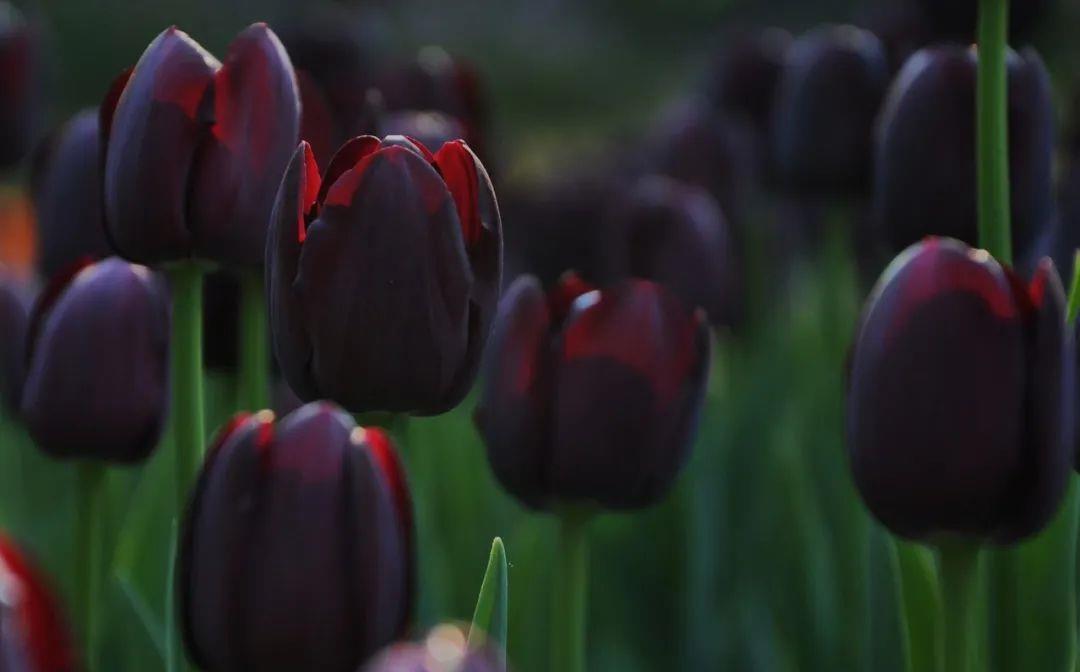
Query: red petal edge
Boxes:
[
  {"xmin": 297, "ymin": 142, "xmax": 321, "ymax": 244},
  {"xmin": 433, "ymin": 140, "xmax": 481, "ymax": 246},
  {"xmin": 316, "ymin": 135, "xmax": 382, "ymax": 207}
]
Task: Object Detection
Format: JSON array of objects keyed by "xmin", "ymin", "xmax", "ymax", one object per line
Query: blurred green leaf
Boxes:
[
  {"xmin": 469, "ymin": 537, "xmax": 509, "ymax": 651},
  {"xmin": 893, "ymin": 540, "xmax": 942, "ymax": 672}
]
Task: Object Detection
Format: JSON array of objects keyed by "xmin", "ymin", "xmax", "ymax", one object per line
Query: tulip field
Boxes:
[{"xmin": 5, "ymin": 0, "xmax": 1080, "ymax": 670}]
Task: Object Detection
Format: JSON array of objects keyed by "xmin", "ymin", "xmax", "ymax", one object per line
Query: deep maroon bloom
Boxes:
[
  {"xmin": 179, "ymin": 402, "xmax": 413, "ymax": 672},
  {"xmin": 874, "ymin": 46, "xmax": 1053, "ymax": 262},
  {"xmin": 916, "ymin": 0, "xmax": 1048, "ymax": 41},
  {"xmin": 21, "ymin": 258, "xmax": 169, "ymax": 463},
  {"xmin": 771, "ymin": 25, "xmax": 889, "ymax": 196},
  {"xmin": 847, "ymin": 238, "xmax": 1072, "ymax": 542},
  {"xmin": 267, "ymin": 136, "xmax": 502, "ymax": 414},
  {"xmin": 705, "ymin": 28, "xmax": 791, "ymax": 133},
  {"xmin": 0, "ymin": 270, "xmax": 27, "ymax": 413},
  {"xmin": 365, "ymin": 625, "xmax": 504, "ymax": 672},
  {"xmin": 31, "ymin": 110, "xmax": 111, "ymax": 279},
  {"xmin": 0, "ymin": 2, "xmax": 42, "ymax": 168},
  {"xmin": 476, "ymin": 275, "xmax": 710, "ymax": 510},
  {"xmin": 101, "ymin": 23, "xmax": 300, "ymax": 267},
  {"xmin": 601, "ymin": 175, "xmax": 741, "ymax": 329},
  {"xmin": 0, "ymin": 534, "xmax": 78, "ymax": 672}
]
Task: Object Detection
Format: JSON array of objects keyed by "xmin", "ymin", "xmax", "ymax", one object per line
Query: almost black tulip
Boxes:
[
  {"xmin": 847, "ymin": 238, "xmax": 1072, "ymax": 542},
  {"xmin": 365, "ymin": 625, "xmax": 504, "ymax": 672},
  {"xmin": 0, "ymin": 534, "xmax": 77, "ymax": 672},
  {"xmin": 268, "ymin": 136, "xmax": 502, "ymax": 414},
  {"xmin": 0, "ymin": 2, "xmax": 42, "ymax": 169},
  {"xmin": 21, "ymin": 258, "xmax": 169, "ymax": 463},
  {"xmin": 873, "ymin": 46, "xmax": 1054, "ymax": 263},
  {"xmin": 180, "ymin": 402, "xmax": 413, "ymax": 672},
  {"xmin": 916, "ymin": 0, "xmax": 1048, "ymax": 41},
  {"xmin": 704, "ymin": 28, "xmax": 791, "ymax": 134},
  {"xmin": 101, "ymin": 23, "xmax": 300, "ymax": 267},
  {"xmin": 476, "ymin": 275, "xmax": 710, "ymax": 510},
  {"xmin": 0, "ymin": 269, "xmax": 27, "ymax": 413},
  {"xmin": 771, "ymin": 25, "xmax": 889, "ymax": 196},
  {"xmin": 31, "ymin": 110, "xmax": 111, "ymax": 279},
  {"xmin": 601, "ymin": 175, "xmax": 741, "ymax": 329}
]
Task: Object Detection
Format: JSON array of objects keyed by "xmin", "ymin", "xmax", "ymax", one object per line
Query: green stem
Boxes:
[
  {"xmin": 238, "ymin": 271, "xmax": 269, "ymax": 412},
  {"xmin": 168, "ymin": 264, "xmax": 205, "ymax": 517},
  {"xmin": 75, "ymin": 464, "xmax": 107, "ymax": 672},
  {"xmin": 939, "ymin": 543, "xmax": 982, "ymax": 672},
  {"xmin": 552, "ymin": 508, "xmax": 590, "ymax": 672},
  {"xmin": 1067, "ymin": 251, "xmax": 1080, "ymax": 324},
  {"xmin": 976, "ymin": 0, "xmax": 1011, "ymax": 263}
]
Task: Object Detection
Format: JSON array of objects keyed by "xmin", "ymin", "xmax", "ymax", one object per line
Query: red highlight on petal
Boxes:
[
  {"xmin": 297, "ymin": 142, "xmax": 321, "ymax": 243},
  {"xmin": 0, "ymin": 536, "xmax": 76, "ymax": 672},
  {"xmin": 434, "ymin": 140, "xmax": 481, "ymax": 246},
  {"xmin": 99, "ymin": 66, "xmax": 133, "ymax": 149},
  {"xmin": 317, "ymin": 135, "xmax": 382, "ymax": 206},
  {"xmin": 363, "ymin": 428, "xmax": 413, "ymax": 539}
]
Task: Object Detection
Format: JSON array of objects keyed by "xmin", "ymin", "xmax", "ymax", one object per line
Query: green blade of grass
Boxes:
[{"xmin": 469, "ymin": 537, "xmax": 509, "ymax": 652}]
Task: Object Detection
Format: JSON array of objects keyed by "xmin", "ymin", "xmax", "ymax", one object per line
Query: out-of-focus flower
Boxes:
[
  {"xmin": 771, "ymin": 25, "xmax": 889, "ymax": 196},
  {"xmin": 916, "ymin": 0, "xmax": 1049, "ymax": 41},
  {"xmin": 180, "ymin": 402, "xmax": 413, "ymax": 672},
  {"xmin": 847, "ymin": 238, "xmax": 1072, "ymax": 542},
  {"xmin": 0, "ymin": 534, "xmax": 77, "ymax": 672},
  {"xmin": 0, "ymin": 2, "xmax": 43, "ymax": 169},
  {"xmin": 30, "ymin": 110, "xmax": 111, "ymax": 279},
  {"xmin": 873, "ymin": 46, "xmax": 1054, "ymax": 265},
  {"xmin": 856, "ymin": 0, "xmax": 933, "ymax": 73},
  {"xmin": 0, "ymin": 268, "xmax": 27, "ymax": 413},
  {"xmin": 704, "ymin": 28, "xmax": 791, "ymax": 135},
  {"xmin": 365, "ymin": 624, "xmax": 504, "ymax": 672},
  {"xmin": 378, "ymin": 110, "xmax": 467, "ymax": 156},
  {"xmin": 267, "ymin": 136, "xmax": 501, "ymax": 414},
  {"xmin": 101, "ymin": 23, "xmax": 300, "ymax": 267},
  {"xmin": 476, "ymin": 275, "xmax": 710, "ymax": 510},
  {"xmin": 600, "ymin": 175, "xmax": 741, "ymax": 329},
  {"xmin": 21, "ymin": 258, "xmax": 169, "ymax": 463},
  {"xmin": 0, "ymin": 188, "xmax": 36, "ymax": 279}
]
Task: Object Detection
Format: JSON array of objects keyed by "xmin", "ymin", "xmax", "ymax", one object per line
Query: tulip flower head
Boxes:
[
  {"xmin": 477, "ymin": 274, "xmax": 710, "ymax": 510},
  {"xmin": 267, "ymin": 135, "xmax": 502, "ymax": 414},
  {"xmin": 21, "ymin": 257, "xmax": 170, "ymax": 463},
  {"xmin": 101, "ymin": 23, "xmax": 300, "ymax": 267},
  {"xmin": 847, "ymin": 238, "xmax": 1072, "ymax": 542},
  {"xmin": 0, "ymin": 535, "xmax": 77, "ymax": 672},
  {"xmin": 705, "ymin": 28, "xmax": 792, "ymax": 134},
  {"xmin": 0, "ymin": 2, "xmax": 42, "ymax": 169},
  {"xmin": 180, "ymin": 402, "xmax": 414, "ymax": 672}
]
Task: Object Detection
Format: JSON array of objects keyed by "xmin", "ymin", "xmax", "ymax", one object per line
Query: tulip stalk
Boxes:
[
  {"xmin": 74, "ymin": 464, "xmax": 106, "ymax": 672},
  {"xmin": 939, "ymin": 542, "xmax": 981, "ymax": 672},
  {"xmin": 976, "ymin": 0, "xmax": 1011, "ymax": 263},
  {"xmin": 552, "ymin": 508, "xmax": 590, "ymax": 672},
  {"xmin": 238, "ymin": 271, "xmax": 269, "ymax": 411},
  {"xmin": 168, "ymin": 263, "xmax": 205, "ymax": 514}
]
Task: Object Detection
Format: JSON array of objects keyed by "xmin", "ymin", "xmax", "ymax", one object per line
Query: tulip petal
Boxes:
[{"xmin": 317, "ymin": 134, "xmax": 381, "ymax": 206}]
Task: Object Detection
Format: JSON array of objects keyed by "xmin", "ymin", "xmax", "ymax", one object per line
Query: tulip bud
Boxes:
[
  {"xmin": 847, "ymin": 238, "xmax": 1072, "ymax": 542},
  {"xmin": 179, "ymin": 402, "xmax": 414, "ymax": 672},
  {"xmin": 365, "ymin": 625, "xmax": 504, "ymax": 672},
  {"xmin": 267, "ymin": 136, "xmax": 502, "ymax": 414},
  {"xmin": 873, "ymin": 46, "xmax": 1054, "ymax": 262},
  {"xmin": 476, "ymin": 275, "xmax": 710, "ymax": 510},
  {"xmin": 705, "ymin": 28, "xmax": 791, "ymax": 134},
  {"xmin": 0, "ymin": 270, "xmax": 27, "ymax": 413},
  {"xmin": 21, "ymin": 258, "xmax": 170, "ymax": 463},
  {"xmin": 916, "ymin": 0, "xmax": 1048, "ymax": 41},
  {"xmin": 0, "ymin": 534, "xmax": 77, "ymax": 672},
  {"xmin": 0, "ymin": 2, "xmax": 42, "ymax": 168},
  {"xmin": 101, "ymin": 23, "xmax": 300, "ymax": 267},
  {"xmin": 31, "ymin": 110, "xmax": 111, "ymax": 279},
  {"xmin": 601, "ymin": 175, "xmax": 741, "ymax": 329},
  {"xmin": 771, "ymin": 25, "xmax": 889, "ymax": 195}
]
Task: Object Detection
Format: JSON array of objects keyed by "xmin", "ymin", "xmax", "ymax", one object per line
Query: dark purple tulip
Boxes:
[
  {"xmin": 771, "ymin": 25, "xmax": 889, "ymax": 196},
  {"xmin": 364, "ymin": 625, "xmax": 504, "ymax": 672},
  {"xmin": 0, "ymin": 268, "xmax": 27, "ymax": 413},
  {"xmin": 0, "ymin": 534, "xmax": 78, "ymax": 672},
  {"xmin": 476, "ymin": 275, "xmax": 710, "ymax": 510},
  {"xmin": 21, "ymin": 258, "xmax": 169, "ymax": 463},
  {"xmin": 874, "ymin": 46, "xmax": 1053, "ymax": 262},
  {"xmin": 102, "ymin": 23, "xmax": 300, "ymax": 267},
  {"xmin": 601, "ymin": 175, "xmax": 741, "ymax": 329},
  {"xmin": 0, "ymin": 2, "xmax": 42, "ymax": 169},
  {"xmin": 267, "ymin": 136, "xmax": 502, "ymax": 414},
  {"xmin": 180, "ymin": 402, "xmax": 413, "ymax": 672},
  {"xmin": 916, "ymin": 0, "xmax": 1048, "ymax": 40},
  {"xmin": 31, "ymin": 110, "xmax": 111, "ymax": 279},
  {"xmin": 847, "ymin": 238, "xmax": 1072, "ymax": 542},
  {"xmin": 705, "ymin": 28, "xmax": 791, "ymax": 133}
]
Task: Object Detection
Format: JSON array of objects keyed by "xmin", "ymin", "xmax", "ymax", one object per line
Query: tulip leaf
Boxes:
[
  {"xmin": 165, "ymin": 518, "xmax": 182, "ymax": 672},
  {"xmin": 891, "ymin": 539, "xmax": 942, "ymax": 672},
  {"xmin": 469, "ymin": 536, "xmax": 509, "ymax": 652}
]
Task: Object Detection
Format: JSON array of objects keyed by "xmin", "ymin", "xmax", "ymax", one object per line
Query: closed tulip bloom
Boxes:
[
  {"xmin": 0, "ymin": 2, "xmax": 42, "ymax": 168},
  {"xmin": 874, "ymin": 46, "xmax": 1053, "ymax": 261},
  {"xmin": 180, "ymin": 402, "xmax": 413, "ymax": 672},
  {"xmin": 0, "ymin": 270, "xmax": 27, "ymax": 413},
  {"xmin": 365, "ymin": 625, "xmax": 504, "ymax": 672},
  {"xmin": 268, "ymin": 136, "xmax": 502, "ymax": 414},
  {"xmin": 0, "ymin": 535, "xmax": 77, "ymax": 672},
  {"xmin": 771, "ymin": 25, "xmax": 889, "ymax": 195},
  {"xmin": 847, "ymin": 238, "xmax": 1072, "ymax": 542},
  {"xmin": 102, "ymin": 23, "xmax": 300, "ymax": 267},
  {"xmin": 21, "ymin": 258, "xmax": 169, "ymax": 463},
  {"xmin": 476, "ymin": 275, "xmax": 710, "ymax": 510},
  {"xmin": 705, "ymin": 28, "xmax": 792, "ymax": 133},
  {"xmin": 31, "ymin": 110, "xmax": 111, "ymax": 279},
  {"xmin": 601, "ymin": 176, "xmax": 740, "ymax": 329}
]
